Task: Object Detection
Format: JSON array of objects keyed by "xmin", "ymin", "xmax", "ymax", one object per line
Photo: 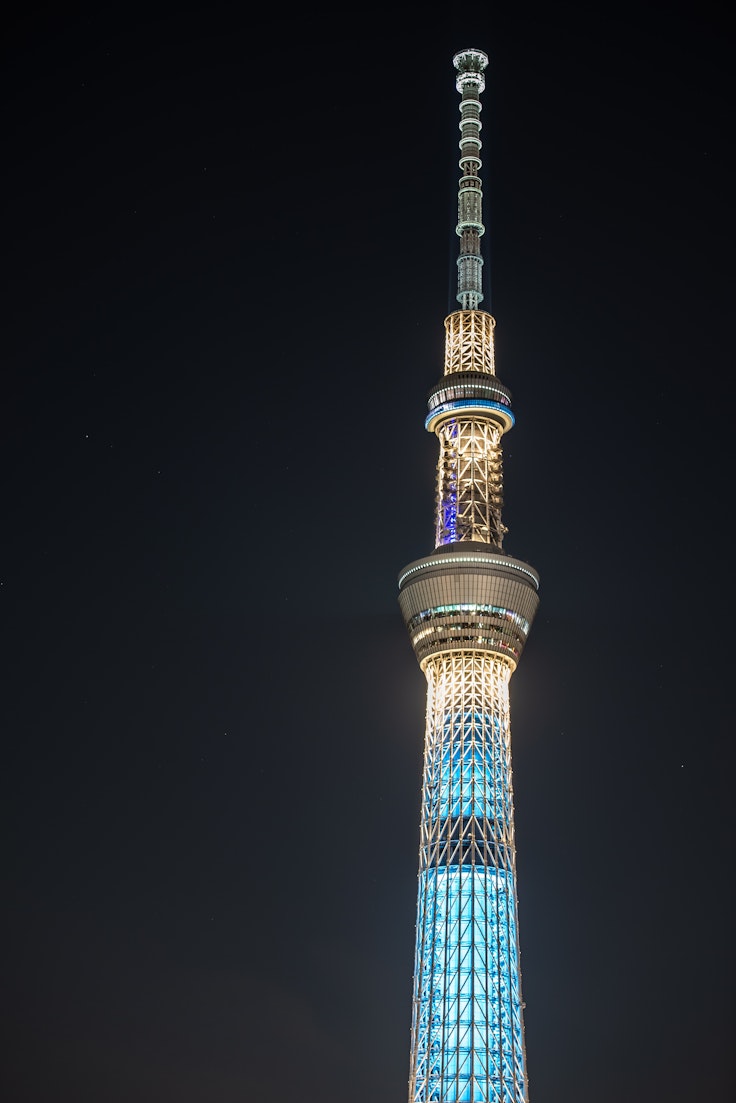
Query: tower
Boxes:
[{"xmin": 398, "ymin": 49, "xmax": 539, "ymax": 1103}]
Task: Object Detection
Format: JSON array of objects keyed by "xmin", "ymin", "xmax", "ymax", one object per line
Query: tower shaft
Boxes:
[{"xmin": 398, "ymin": 49, "xmax": 539, "ymax": 1103}]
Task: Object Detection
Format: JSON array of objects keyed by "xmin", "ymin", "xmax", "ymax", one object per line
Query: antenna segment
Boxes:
[{"xmin": 454, "ymin": 48, "xmax": 488, "ymax": 310}]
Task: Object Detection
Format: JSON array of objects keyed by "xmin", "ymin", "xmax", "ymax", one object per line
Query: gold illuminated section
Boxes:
[
  {"xmin": 431, "ymin": 308, "xmax": 509, "ymax": 548},
  {"xmin": 444, "ymin": 309, "xmax": 496, "ymax": 375},
  {"xmin": 435, "ymin": 417, "xmax": 506, "ymax": 547}
]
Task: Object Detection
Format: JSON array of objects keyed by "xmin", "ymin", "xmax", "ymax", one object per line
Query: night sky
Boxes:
[{"xmin": 3, "ymin": 4, "xmax": 734, "ymax": 1102}]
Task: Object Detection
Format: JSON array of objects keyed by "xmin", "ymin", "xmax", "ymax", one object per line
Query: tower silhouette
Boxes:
[{"xmin": 398, "ymin": 48, "xmax": 539, "ymax": 1103}]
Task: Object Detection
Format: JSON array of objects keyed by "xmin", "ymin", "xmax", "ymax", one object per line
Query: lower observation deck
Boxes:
[{"xmin": 398, "ymin": 542, "xmax": 539, "ymax": 669}]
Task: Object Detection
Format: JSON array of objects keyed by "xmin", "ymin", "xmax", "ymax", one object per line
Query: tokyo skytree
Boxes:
[{"xmin": 397, "ymin": 47, "xmax": 540, "ymax": 1103}]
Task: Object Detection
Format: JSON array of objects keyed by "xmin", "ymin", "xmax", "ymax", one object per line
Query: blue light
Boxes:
[
  {"xmin": 413, "ymin": 866, "xmax": 525, "ymax": 1102},
  {"xmin": 425, "ymin": 399, "xmax": 515, "ymax": 433},
  {"xmin": 436, "ymin": 709, "xmax": 512, "ymax": 821},
  {"xmin": 410, "ymin": 697, "xmax": 527, "ymax": 1102}
]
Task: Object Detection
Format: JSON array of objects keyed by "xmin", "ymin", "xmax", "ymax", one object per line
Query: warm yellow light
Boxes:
[
  {"xmin": 444, "ymin": 309, "xmax": 496, "ymax": 375},
  {"xmin": 435, "ymin": 417, "xmax": 506, "ymax": 546}
]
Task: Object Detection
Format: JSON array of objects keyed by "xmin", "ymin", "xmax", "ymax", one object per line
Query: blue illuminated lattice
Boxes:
[
  {"xmin": 413, "ymin": 866, "xmax": 525, "ymax": 1103},
  {"xmin": 410, "ymin": 680, "xmax": 527, "ymax": 1103}
]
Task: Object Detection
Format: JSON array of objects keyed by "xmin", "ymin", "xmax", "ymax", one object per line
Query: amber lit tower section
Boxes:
[{"xmin": 398, "ymin": 49, "xmax": 539, "ymax": 1103}]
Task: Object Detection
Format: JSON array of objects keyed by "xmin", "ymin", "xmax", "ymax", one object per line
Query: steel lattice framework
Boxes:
[{"xmin": 398, "ymin": 48, "xmax": 540, "ymax": 1103}]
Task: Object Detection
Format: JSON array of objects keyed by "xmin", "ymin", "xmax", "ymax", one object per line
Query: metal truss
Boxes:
[
  {"xmin": 408, "ymin": 652, "xmax": 528, "ymax": 1103},
  {"xmin": 444, "ymin": 311, "xmax": 496, "ymax": 376},
  {"xmin": 435, "ymin": 417, "xmax": 506, "ymax": 548}
]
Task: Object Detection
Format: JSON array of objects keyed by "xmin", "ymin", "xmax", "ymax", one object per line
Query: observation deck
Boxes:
[
  {"xmin": 398, "ymin": 542, "xmax": 539, "ymax": 670},
  {"xmin": 425, "ymin": 370, "xmax": 514, "ymax": 434}
]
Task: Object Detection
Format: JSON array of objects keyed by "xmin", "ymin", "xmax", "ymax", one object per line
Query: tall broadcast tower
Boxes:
[{"xmin": 397, "ymin": 48, "xmax": 540, "ymax": 1103}]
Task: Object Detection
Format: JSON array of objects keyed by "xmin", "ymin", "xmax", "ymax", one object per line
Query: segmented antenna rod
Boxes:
[{"xmin": 453, "ymin": 48, "xmax": 489, "ymax": 309}]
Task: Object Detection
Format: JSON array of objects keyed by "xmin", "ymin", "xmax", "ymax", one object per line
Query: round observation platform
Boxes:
[
  {"xmin": 425, "ymin": 372, "xmax": 514, "ymax": 434},
  {"xmin": 398, "ymin": 542, "xmax": 539, "ymax": 669}
]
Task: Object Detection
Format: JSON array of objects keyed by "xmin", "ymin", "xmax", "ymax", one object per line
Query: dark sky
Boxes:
[{"xmin": 3, "ymin": 4, "xmax": 734, "ymax": 1102}]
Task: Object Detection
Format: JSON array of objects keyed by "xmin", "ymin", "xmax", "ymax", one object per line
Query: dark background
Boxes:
[{"xmin": 3, "ymin": 3, "xmax": 734, "ymax": 1101}]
